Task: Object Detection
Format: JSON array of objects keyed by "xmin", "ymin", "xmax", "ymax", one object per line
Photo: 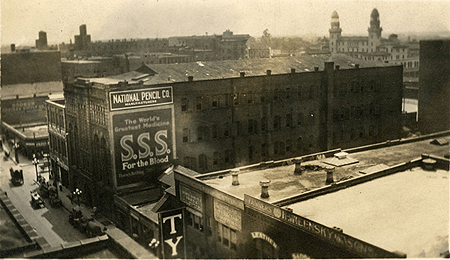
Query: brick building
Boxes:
[
  {"xmin": 418, "ymin": 40, "xmax": 450, "ymax": 134},
  {"xmin": 61, "ymin": 55, "xmax": 402, "ymax": 212}
]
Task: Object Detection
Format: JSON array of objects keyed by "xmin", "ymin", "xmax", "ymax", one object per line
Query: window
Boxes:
[
  {"xmin": 224, "ymin": 149, "xmax": 231, "ymax": 164},
  {"xmin": 212, "ymin": 96, "xmax": 219, "ymax": 108},
  {"xmin": 197, "ymin": 126, "xmax": 209, "ymax": 141},
  {"xmin": 309, "ymin": 112, "xmax": 316, "ymax": 125},
  {"xmin": 273, "ymin": 116, "xmax": 281, "ymax": 131},
  {"xmin": 183, "ymin": 128, "xmax": 189, "ymax": 143},
  {"xmin": 261, "ymin": 143, "xmax": 269, "ymax": 159},
  {"xmin": 286, "ymin": 139, "xmax": 292, "ymax": 153},
  {"xmin": 261, "ymin": 117, "xmax": 268, "ymax": 132},
  {"xmin": 181, "ymin": 98, "xmax": 189, "ymax": 112},
  {"xmin": 235, "ymin": 121, "xmax": 242, "ymax": 136},
  {"xmin": 248, "ymin": 119, "xmax": 258, "ymax": 134},
  {"xmin": 297, "ymin": 136, "xmax": 303, "ymax": 151},
  {"xmin": 248, "ymin": 146, "xmax": 253, "ymax": 161},
  {"xmin": 186, "ymin": 211, "xmax": 203, "ymax": 232},
  {"xmin": 212, "ymin": 124, "xmax": 218, "ymax": 139},
  {"xmin": 217, "ymin": 223, "xmax": 236, "ymax": 251},
  {"xmin": 297, "ymin": 113, "xmax": 303, "ymax": 126},
  {"xmin": 224, "ymin": 123, "xmax": 230, "ymax": 137},
  {"xmin": 286, "ymin": 114, "xmax": 292, "ymax": 128},
  {"xmin": 198, "ymin": 154, "xmax": 207, "ymax": 170},
  {"xmin": 274, "ymin": 141, "xmax": 285, "ymax": 155},
  {"xmin": 196, "ymin": 97, "xmax": 202, "ymax": 110},
  {"xmin": 213, "ymin": 152, "xmax": 219, "ymax": 165}
]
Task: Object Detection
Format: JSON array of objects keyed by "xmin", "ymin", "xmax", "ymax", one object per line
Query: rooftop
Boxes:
[
  {"xmin": 83, "ymin": 54, "xmax": 394, "ymax": 86},
  {"xmin": 200, "ymin": 135, "xmax": 450, "ymax": 203},
  {"xmin": 287, "ymin": 166, "xmax": 448, "ymax": 258}
]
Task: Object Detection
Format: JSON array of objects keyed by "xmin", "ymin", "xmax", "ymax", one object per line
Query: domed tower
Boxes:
[
  {"xmin": 329, "ymin": 11, "xmax": 342, "ymax": 54},
  {"xmin": 368, "ymin": 8, "xmax": 382, "ymax": 52}
]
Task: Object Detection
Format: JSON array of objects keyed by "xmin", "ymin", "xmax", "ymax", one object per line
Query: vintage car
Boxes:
[
  {"xmin": 10, "ymin": 168, "xmax": 24, "ymax": 186},
  {"xmin": 30, "ymin": 191, "xmax": 45, "ymax": 209}
]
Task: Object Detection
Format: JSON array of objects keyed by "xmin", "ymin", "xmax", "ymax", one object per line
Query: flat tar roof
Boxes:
[
  {"xmin": 201, "ymin": 136, "xmax": 450, "ymax": 203},
  {"xmin": 286, "ymin": 167, "xmax": 449, "ymax": 258}
]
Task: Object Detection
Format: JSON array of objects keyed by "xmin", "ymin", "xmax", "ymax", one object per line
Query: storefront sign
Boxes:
[
  {"xmin": 112, "ymin": 107, "xmax": 174, "ymax": 187},
  {"xmin": 110, "ymin": 87, "xmax": 173, "ymax": 111},
  {"xmin": 214, "ymin": 200, "xmax": 242, "ymax": 231},
  {"xmin": 251, "ymin": 232, "xmax": 278, "ymax": 250},
  {"xmin": 244, "ymin": 195, "xmax": 399, "ymax": 258},
  {"xmin": 180, "ymin": 185, "xmax": 203, "ymax": 212},
  {"xmin": 160, "ymin": 208, "xmax": 185, "ymax": 259}
]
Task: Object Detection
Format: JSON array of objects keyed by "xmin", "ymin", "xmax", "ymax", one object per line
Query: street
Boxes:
[{"xmin": 0, "ymin": 148, "xmax": 86, "ymax": 248}]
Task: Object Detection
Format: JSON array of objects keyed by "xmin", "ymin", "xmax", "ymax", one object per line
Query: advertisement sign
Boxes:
[
  {"xmin": 214, "ymin": 200, "xmax": 242, "ymax": 231},
  {"xmin": 110, "ymin": 87, "xmax": 173, "ymax": 111},
  {"xmin": 180, "ymin": 184, "xmax": 203, "ymax": 212},
  {"xmin": 160, "ymin": 208, "xmax": 186, "ymax": 259},
  {"xmin": 244, "ymin": 195, "xmax": 400, "ymax": 258},
  {"xmin": 112, "ymin": 107, "xmax": 174, "ymax": 187}
]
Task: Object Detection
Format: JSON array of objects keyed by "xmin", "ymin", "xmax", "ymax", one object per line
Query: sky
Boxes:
[{"xmin": 1, "ymin": 0, "xmax": 450, "ymax": 46}]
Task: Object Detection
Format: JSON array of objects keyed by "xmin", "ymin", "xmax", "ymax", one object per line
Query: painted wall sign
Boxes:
[
  {"xmin": 251, "ymin": 232, "xmax": 278, "ymax": 250},
  {"xmin": 112, "ymin": 107, "xmax": 174, "ymax": 187},
  {"xmin": 160, "ymin": 208, "xmax": 186, "ymax": 259},
  {"xmin": 109, "ymin": 87, "xmax": 173, "ymax": 111},
  {"xmin": 180, "ymin": 184, "xmax": 203, "ymax": 212},
  {"xmin": 244, "ymin": 195, "xmax": 400, "ymax": 258},
  {"xmin": 214, "ymin": 200, "xmax": 242, "ymax": 231}
]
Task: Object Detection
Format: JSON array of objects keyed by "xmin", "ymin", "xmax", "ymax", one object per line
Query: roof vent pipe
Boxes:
[
  {"xmin": 325, "ymin": 166, "xmax": 335, "ymax": 185},
  {"xmin": 266, "ymin": 70, "xmax": 272, "ymax": 76},
  {"xmin": 291, "ymin": 68, "xmax": 296, "ymax": 74},
  {"xmin": 335, "ymin": 65, "xmax": 340, "ymax": 70},
  {"xmin": 240, "ymin": 72, "xmax": 245, "ymax": 78},
  {"xmin": 355, "ymin": 64, "xmax": 360, "ymax": 69},
  {"xmin": 422, "ymin": 158, "xmax": 437, "ymax": 171},
  {"xmin": 231, "ymin": 169, "xmax": 240, "ymax": 186},
  {"xmin": 260, "ymin": 180, "xmax": 271, "ymax": 198},
  {"xmin": 293, "ymin": 158, "xmax": 304, "ymax": 175},
  {"xmin": 314, "ymin": 66, "xmax": 319, "ymax": 71},
  {"xmin": 188, "ymin": 76, "xmax": 194, "ymax": 82}
]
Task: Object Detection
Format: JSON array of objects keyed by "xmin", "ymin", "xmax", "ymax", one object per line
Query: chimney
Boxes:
[
  {"xmin": 293, "ymin": 158, "xmax": 303, "ymax": 175},
  {"xmin": 314, "ymin": 66, "xmax": 319, "ymax": 72},
  {"xmin": 266, "ymin": 70, "xmax": 272, "ymax": 76},
  {"xmin": 260, "ymin": 180, "xmax": 271, "ymax": 198},
  {"xmin": 188, "ymin": 76, "xmax": 194, "ymax": 82},
  {"xmin": 335, "ymin": 65, "xmax": 340, "ymax": 70},
  {"xmin": 291, "ymin": 68, "xmax": 296, "ymax": 74},
  {"xmin": 325, "ymin": 166, "xmax": 335, "ymax": 185},
  {"xmin": 240, "ymin": 72, "xmax": 245, "ymax": 78},
  {"xmin": 231, "ymin": 169, "xmax": 240, "ymax": 186},
  {"xmin": 10, "ymin": 44, "xmax": 16, "ymax": 52},
  {"xmin": 355, "ymin": 64, "xmax": 360, "ymax": 69}
]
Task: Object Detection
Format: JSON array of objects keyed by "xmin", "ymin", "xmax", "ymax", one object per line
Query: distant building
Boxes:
[
  {"xmin": 35, "ymin": 31, "xmax": 48, "ymax": 50},
  {"xmin": 418, "ymin": 40, "xmax": 450, "ymax": 134},
  {"xmin": 323, "ymin": 9, "xmax": 419, "ymax": 78},
  {"xmin": 1, "ymin": 50, "xmax": 63, "ymax": 157},
  {"xmin": 74, "ymin": 24, "xmax": 91, "ymax": 51}
]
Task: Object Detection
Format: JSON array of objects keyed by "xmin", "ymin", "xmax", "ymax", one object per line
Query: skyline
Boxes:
[{"xmin": 1, "ymin": 0, "xmax": 450, "ymax": 46}]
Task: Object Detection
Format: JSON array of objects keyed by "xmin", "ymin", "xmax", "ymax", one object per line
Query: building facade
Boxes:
[
  {"xmin": 62, "ymin": 57, "xmax": 403, "ymax": 211},
  {"xmin": 45, "ymin": 98, "xmax": 70, "ymax": 187},
  {"xmin": 418, "ymin": 40, "xmax": 450, "ymax": 134}
]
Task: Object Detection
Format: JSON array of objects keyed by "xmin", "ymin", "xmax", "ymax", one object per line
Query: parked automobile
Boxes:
[
  {"xmin": 10, "ymin": 168, "xmax": 24, "ymax": 186},
  {"xmin": 30, "ymin": 191, "xmax": 45, "ymax": 209}
]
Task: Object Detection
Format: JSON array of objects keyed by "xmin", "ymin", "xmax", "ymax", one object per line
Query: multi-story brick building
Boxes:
[
  {"xmin": 418, "ymin": 40, "xmax": 450, "ymax": 134},
  {"xmin": 61, "ymin": 55, "xmax": 403, "ymax": 211}
]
